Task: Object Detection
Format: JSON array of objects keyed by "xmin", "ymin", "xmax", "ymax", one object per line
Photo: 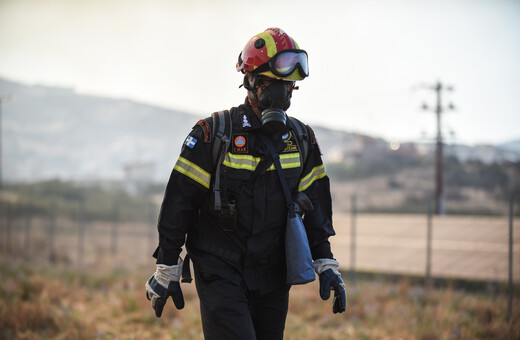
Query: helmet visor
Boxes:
[{"xmin": 272, "ymin": 50, "xmax": 309, "ymax": 78}]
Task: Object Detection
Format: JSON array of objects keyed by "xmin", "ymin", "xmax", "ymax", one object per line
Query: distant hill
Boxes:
[
  {"xmin": 500, "ymin": 139, "xmax": 520, "ymax": 153},
  {"xmin": 1, "ymin": 77, "xmax": 518, "ymax": 185},
  {"xmin": 0, "ymin": 78, "xmax": 202, "ymax": 182}
]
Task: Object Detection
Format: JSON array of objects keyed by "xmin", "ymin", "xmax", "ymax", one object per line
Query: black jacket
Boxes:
[{"xmin": 154, "ymin": 103, "xmax": 335, "ymax": 293}]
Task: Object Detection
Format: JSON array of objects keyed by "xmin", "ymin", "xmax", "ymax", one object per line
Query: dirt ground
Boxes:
[{"xmin": 331, "ymin": 213, "xmax": 520, "ymax": 282}]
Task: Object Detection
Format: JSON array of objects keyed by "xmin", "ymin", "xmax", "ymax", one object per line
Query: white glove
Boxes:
[
  {"xmin": 313, "ymin": 258, "xmax": 341, "ymax": 276},
  {"xmin": 314, "ymin": 258, "xmax": 346, "ymax": 314},
  {"xmin": 145, "ymin": 263, "xmax": 184, "ymax": 317}
]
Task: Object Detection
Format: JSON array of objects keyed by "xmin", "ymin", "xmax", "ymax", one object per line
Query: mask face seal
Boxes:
[{"xmin": 258, "ymin": 79, "xmax": 292, "ymax": 133}]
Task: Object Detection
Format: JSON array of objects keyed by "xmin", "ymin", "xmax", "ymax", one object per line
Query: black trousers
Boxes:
[{"xmin": 194, "ymin": 266, "xmax": 290, "ymax": 340}]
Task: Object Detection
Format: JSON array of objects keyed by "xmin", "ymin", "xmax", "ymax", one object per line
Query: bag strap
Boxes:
[
  {"xmin": 181, "ymin": 253, "xmax": 192, "ymax": 283},
  {"xmin": 260, "ymin": 134, "xmax": 296, "ymax": 217},
  {"xmin": 211, "ymin": 110, "xmax": 232, "ymax": 210}
]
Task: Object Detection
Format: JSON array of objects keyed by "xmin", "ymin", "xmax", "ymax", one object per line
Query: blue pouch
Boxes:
[{"xmin": 285, "ymin": 210, "xmax": 315, "ymax": 285}]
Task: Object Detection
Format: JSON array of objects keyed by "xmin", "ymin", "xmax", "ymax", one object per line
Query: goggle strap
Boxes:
[
  {"xmin": 253, "ymin": 62, "xmax": 303, "ymax": 78},
  {"xmin": 252, "ymin": 63, "xmax": 270, "ymax": 75}
]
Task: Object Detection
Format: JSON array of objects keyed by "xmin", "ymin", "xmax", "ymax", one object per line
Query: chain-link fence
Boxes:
[
  {"xmin": 1, "ymin": 195, "xmax": 518, "ymax": 281},
  {"xmin": 1, "ymin": 195, "xmax": 519, "ymax": 313},
  {"xmin": 0, "ymin": 201, "xmax": 158, "ymax": 269}
]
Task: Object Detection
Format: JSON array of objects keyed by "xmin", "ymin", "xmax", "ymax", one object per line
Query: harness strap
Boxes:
[
  {"xmin": 212, "ymin": 110, "xmax": 231, "ymax": 210},
  {"xmin": 261, "ymin": 134, "xmax": 297, "ymax": 217}
]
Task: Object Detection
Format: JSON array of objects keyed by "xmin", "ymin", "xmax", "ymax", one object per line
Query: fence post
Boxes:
[
  {"xmin": 49, "ymin": 201, "xmax": 57, "ymax": 263},
  {"xmin": 0, "ymin": 201, "xmax": 4, "ymax": 253},
  {"xmin": 5, "ymin": 203, "xmax": 12, "ymax": 256},
  {"xmin": 24, "ymin": 205, "xmax": 32, "ymax": 262},
  {"xmin": 111, "ymin": 201, "xmax": 119, "ymax": 256},
  {"xmin": 426, "ymin": 201, "xmax": 433, "ymax": 288},
  {"xmin": 508, "ymin": 193, "xmax": 515, "ymax": 321},
  {"xmin": 78, "ymin": 200, "xmax": 85, "ymax": 268},
  {"xmin": 350, "ymin": 194, "xmax": 357, "ymax": 283}
]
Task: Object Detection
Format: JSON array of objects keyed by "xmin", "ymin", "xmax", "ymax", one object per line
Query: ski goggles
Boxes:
[{"xmin": 254, "ymin": 49, "xmax": 309, "ymax": 79}]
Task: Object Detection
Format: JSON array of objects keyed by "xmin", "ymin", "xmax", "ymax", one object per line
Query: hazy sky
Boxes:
[{"xmin": 1, "ymin": 0, "xmax": 519, "ymax": 145}]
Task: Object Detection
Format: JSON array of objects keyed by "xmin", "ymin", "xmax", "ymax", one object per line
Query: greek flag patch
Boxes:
[{"xmin": 184, "ymin": 136, "xmax": 198, "ymax": 149}]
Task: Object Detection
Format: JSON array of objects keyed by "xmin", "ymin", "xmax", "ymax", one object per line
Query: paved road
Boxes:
[{"xmin": 331, "ymin": 213, "xmax": 520, "ymax": 282}]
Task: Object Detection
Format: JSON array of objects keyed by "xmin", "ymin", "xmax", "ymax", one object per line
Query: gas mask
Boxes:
[
  {"xmin": 244, "ymin": 75, "xmax": 293, "ymax": 133},
  {"xmin": 259, "ymin": 80, "xmax": 292, "ymax": 133}
]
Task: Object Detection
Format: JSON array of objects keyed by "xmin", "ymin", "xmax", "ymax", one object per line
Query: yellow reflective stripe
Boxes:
[
  {"xmin": 223, "ymin": 153, "xmax": 261, "ymax": 171},
  {"xmin": 223, "ymin": 152, "xmax": 301, "ymax": 171},
  {"xmin": 298, "ymin": 164, "xmax": 327, "ymax": 192},
  {"xmin": 173, "ymin": 156, "xmax": 211, "ymax": 189},
  {"xmin": 267, "ymin": 153, "xmax": 301, "ymax": 170},
  {"xmin": 256, "ymin": 32, "xmax": 277, "ymax": 58}
]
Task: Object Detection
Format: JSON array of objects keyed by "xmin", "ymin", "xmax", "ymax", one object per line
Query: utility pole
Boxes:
[{"xmin": 420, "ymin": 81, "xmax": 455, "ymax": 215}]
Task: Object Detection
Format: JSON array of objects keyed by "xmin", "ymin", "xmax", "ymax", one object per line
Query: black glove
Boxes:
[
  {"xmin": 293, "ymin": 192, "xmax": 314, "ymax": 215},
  {"xmin": 145, "ymin": 264, "xmax": 185, "ymax": 318},
  {"xmin": 319, "ymin": 268, "xmax": 346, "ymax": 314}
]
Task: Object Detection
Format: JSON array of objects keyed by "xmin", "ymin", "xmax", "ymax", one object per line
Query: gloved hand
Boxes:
[
  {"xmin": 293, "ymin": 192, "xmax": 314, "ymax": 216},
  {"xmin": 314, "ymin": 258, "xmax": 346, "ymax": 314},
  {"xmin": 145, "ymin": 263, "xmax": 185, "ymax": 317}
]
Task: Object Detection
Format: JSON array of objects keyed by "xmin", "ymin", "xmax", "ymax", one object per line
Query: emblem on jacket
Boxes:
[
  {"xmin": 242, "ymin": 114, "xmax": 251, "ymax": 128},
  {"xmin": 282, "ymin": 131, "xmax": 298, "ymax": 153},
  {"xmin": 232, "ymin": 134, "xmax": 248, "ymax": 153}
]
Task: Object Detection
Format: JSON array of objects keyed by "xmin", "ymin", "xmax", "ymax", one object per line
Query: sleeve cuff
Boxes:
[
  {"xmin": 311, "ymin": 242, "xmax": 333, "ymax": 261},
  {"xmin": 153, "ymin": 246, "xmax": 182, "ymax": 266}
]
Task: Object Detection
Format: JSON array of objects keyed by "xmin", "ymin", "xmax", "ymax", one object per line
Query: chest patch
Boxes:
[
  {"xmin": 282, "ymin": 131, "xmax": 299, "ymax": 153},
  {"xmin": 232, "ymin": 133, "xmax": 248, "ymax": 153}
]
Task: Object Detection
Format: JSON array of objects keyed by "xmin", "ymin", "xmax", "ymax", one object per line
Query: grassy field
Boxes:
[
  {"xmin": 2, "ymin": 212, "xmax": 520, "ymax": 339},
  {"xmin": 1, "ymin": 258, "xmax": 519, "ymax": 340}
]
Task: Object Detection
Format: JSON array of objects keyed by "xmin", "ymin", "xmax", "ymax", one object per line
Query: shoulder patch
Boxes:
[
  {"xmin": 197, "ymin": 119, "xmax": 212, "ymax": 143},
  {"xmin": 184, "ymin": 135, "xmax": 198, "ymax": 149}
]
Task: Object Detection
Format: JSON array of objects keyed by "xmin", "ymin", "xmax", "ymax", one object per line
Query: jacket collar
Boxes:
[{"xmin": 238, "ymin": 101, "xmax": 262, "ymax": 131}]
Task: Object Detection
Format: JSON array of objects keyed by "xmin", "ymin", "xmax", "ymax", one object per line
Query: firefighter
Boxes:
[{"xmin": 145, "ymin": 27, "xmax": 346, "ymax": 339}]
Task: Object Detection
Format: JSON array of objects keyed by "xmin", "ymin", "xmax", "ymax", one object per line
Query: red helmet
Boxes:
[{"xmin": 236, "ymin": 28, "xmax": 309, "ymax": 81}]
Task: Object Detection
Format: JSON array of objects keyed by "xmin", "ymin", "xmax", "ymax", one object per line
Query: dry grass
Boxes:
[
  {"xmin": 2, "ymin": 213, "xmax": 519, "ymax": 339},
  {"xmin": 1, "ymin": 258, "xmax": 519, "ymax": 340}
]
